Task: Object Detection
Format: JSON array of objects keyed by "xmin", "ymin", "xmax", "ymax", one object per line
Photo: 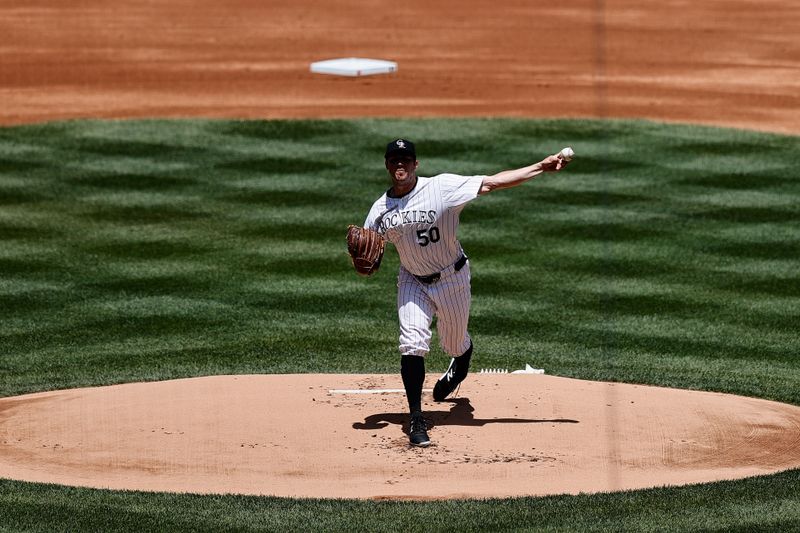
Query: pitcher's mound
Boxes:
[{"xmin": 1, "ymin": 374, "xmax": 799, "ymax": 500}]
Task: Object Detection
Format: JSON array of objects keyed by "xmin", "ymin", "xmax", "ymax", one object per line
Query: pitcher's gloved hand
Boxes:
[{"xmin": 346, "ymin": 225, "xmax": 385, "ymax": 276}]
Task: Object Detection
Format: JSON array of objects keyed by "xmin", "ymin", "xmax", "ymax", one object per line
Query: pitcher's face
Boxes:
[{"xmin": 386, "ymin": 155, "xmax": 418, "ymax": 185}]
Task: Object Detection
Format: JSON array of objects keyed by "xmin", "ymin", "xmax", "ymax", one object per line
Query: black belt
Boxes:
[{"xmin": 414, "ymin": 255, "xmax": 468, "ymax": 284}]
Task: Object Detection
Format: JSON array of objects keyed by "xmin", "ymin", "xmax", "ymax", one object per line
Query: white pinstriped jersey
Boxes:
[{"xmin": 364, "ymin": 174, "xmax": 484, "ymax": 277}]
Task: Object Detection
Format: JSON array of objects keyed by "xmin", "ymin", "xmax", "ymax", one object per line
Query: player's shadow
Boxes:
[{"xmin": 352, "ymin": 397, "xmax": 579, "ymax": 431}]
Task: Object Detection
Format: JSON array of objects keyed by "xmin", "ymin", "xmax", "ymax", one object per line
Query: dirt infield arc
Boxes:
[
  {"xmin": 1, "ymin": 0, "xmax": 798, "ymax": 133},
  {"xmin": 1, "ymin": 374, "xmax": 799, "ymax": 500}
]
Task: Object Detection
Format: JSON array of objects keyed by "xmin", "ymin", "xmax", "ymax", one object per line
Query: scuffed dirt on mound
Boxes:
[{"xmin": 1, "ymin": 374, "xmax": 799, "ymax": 500}]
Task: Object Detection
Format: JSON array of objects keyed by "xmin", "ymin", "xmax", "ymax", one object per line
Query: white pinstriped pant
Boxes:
[{"xmin": 397, "ymin": 260, "xmax": 472, "ymax": 357}]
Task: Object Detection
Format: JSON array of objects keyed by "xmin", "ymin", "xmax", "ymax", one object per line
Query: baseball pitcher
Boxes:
[{"xmin": 348, "ymin": 138, "xmax": 570, "ymax": 446}]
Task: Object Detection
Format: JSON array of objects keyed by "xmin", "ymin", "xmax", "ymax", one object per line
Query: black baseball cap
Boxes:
[{"xmin": 385, "ymin": 138, "xmax": 416, "ymax": 159}]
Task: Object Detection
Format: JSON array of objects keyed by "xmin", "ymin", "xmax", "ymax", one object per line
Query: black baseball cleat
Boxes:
[
  {"xmin": 408, "ymin": 412, "xmax": 431, "ymax": 447},
  {"xmin": 433, "ymin": 342, "xmax": 473, "ymax": 401}
]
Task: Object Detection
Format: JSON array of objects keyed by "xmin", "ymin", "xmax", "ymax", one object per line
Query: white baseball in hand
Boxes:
[{"xmin": 560, "ymin": 147, "xmax": 574, "ymax": 161}]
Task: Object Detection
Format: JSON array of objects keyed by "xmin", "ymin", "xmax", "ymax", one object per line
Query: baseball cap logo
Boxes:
[{"xmin": 385, "ymin": 138, "xmax": 416, "ymax": 159}]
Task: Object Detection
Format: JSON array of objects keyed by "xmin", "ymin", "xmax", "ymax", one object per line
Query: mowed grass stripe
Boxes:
[
  {"xmin": 0, "ymin": 118, "xmax": 798, "ymax": 403},
  {"xmin": 1, "ymin": 469, "xmax": 799, "ymax": 532},
  {"xmin": 0, "ymin": 117, "xmax": 799, "ymax": 531}
]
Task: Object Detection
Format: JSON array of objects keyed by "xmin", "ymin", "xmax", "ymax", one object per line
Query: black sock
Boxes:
[
  {"xmin": 455, "ymin": 341, "xmax": 473, "ymax": 379},
  {"xmin": 462, "ymin": 341, "xmax": 473, "ymax": 359},
  {"xmin": 401, "ymin": 354, "xmax": 425, "ymax": 414}
]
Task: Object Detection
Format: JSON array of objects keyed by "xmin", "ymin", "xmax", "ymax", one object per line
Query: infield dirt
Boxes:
[{"xmin": 0, "ymin": 0, "xmax": 797, "ymax": 133}]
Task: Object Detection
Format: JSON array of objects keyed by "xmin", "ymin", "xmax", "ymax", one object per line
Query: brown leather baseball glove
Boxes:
[{"xmin": 347, "ymin": 225, "xmax": 385, "ymax": 276}]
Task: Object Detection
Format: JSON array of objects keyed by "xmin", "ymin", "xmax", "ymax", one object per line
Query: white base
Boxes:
[{"xmin": 310, "ymin": 57, "xmax": 398, "ymax": 77}]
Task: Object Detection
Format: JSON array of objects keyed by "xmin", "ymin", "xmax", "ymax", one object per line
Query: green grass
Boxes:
[
  {"xmin": 2, "ymin": 469, "xmax": 800, "ymax": 532},
  {"xmin": 1, "ymin": 118, "xmax": 799, "ymax": 531}
]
